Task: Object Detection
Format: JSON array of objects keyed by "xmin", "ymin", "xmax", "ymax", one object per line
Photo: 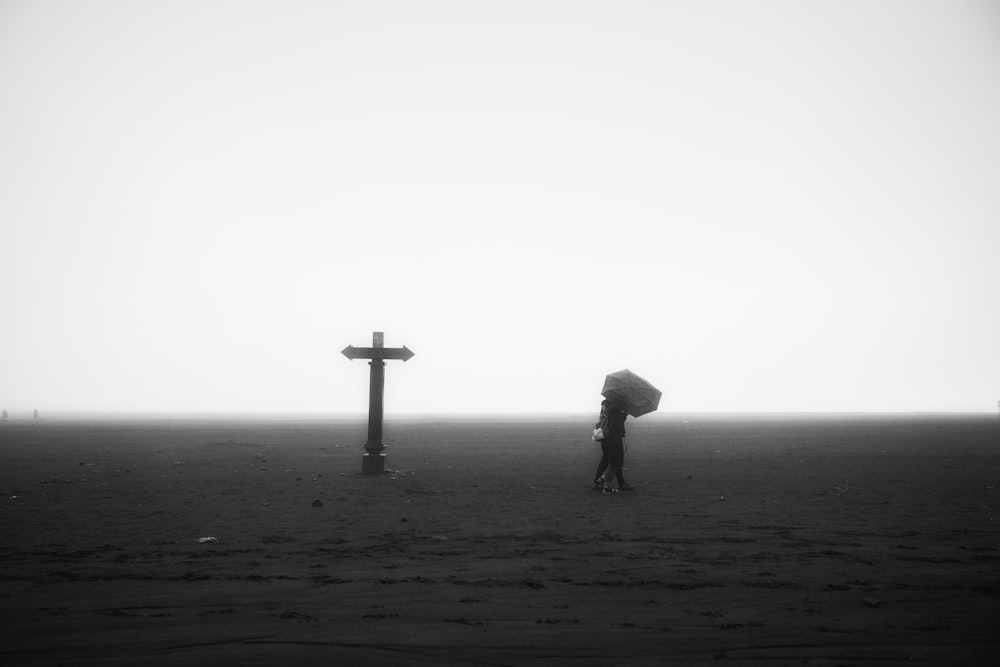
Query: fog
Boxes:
[{"xmin": 2, "ymin": 1, "xmax": 999, "ymax": 415}]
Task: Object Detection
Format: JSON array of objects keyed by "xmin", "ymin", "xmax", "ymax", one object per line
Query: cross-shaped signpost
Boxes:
[{"xmin": 341, "ymin": 331, "xmax": 415, "ymax": 474}]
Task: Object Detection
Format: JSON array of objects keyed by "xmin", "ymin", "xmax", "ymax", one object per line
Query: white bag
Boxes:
[{"xmin": 592, "ymin": 427, "xmax": 604, "ymax": 441}]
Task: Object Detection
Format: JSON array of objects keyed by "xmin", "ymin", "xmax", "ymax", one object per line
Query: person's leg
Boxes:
[
  {"xmin": 616, "ymin": 466, "xmax": 634, "ymax": 490},
  {"xmin": 594, "ymin": 442, "xmax": 610, "ymax": 484},
  {"xmin": 601, "ymin": 465, "xmax": 618, "ymax": 491},
  {"xmin": 598, "ymin": 436, "xmax": 623, "ymax": 492},
  {"xmin": 606, "ymin": 436, "xmax": 624, "ymax": 490}
]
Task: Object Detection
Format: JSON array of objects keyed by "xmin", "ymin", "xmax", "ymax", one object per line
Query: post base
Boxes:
[{"xmin": 362, "ymin": 453, "xmax": 386, "ymax": 475}]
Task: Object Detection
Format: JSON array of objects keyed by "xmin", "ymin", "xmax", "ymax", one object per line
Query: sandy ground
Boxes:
[{"xmin": 1, "ymin": 414, "xmax": 998, "ymax": 665}]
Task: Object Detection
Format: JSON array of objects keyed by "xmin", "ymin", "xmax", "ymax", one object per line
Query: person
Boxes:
[
  {"xmin": 593, "ymin": 399, "xmax": 633, "ymax": 492},
  {"xmin": 591, "ymin": 400, "xmax": 610, "ymax": 489}
]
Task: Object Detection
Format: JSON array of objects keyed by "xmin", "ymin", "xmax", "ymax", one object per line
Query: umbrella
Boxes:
[{"xmin": 602, "ymin": 369, "xmax": 662, "ymax": 418}]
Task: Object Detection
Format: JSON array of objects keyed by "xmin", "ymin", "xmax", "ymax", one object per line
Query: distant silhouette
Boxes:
[
  {"xmin": 33, "ymin": 409, "xmax": 38, "ymax": 420},
  {"xmin": 2, "ymin": 409, "xmax": 7, "ymax": 421},
  {"xmin": 592, "ymin": 399, "xmax": 633, "ymax": 492}
]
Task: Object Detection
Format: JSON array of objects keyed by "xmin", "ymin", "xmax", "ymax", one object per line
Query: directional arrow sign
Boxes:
[
  {"xmin": 341, "ymin": 345, "xmax": 415, "ymax": 362},
  {"xmin": 341, "ymin": 332, "xmax": 415, "ymax": 474}
]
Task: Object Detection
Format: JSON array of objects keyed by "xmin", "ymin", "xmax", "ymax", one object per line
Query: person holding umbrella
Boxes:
[
  {"xmin": 594, "ymin": 399, "xmax": 633, "ymax": 492},
  {"xmin": 594, "ymin": 369, "xmax": 662, "ymax": 492}
]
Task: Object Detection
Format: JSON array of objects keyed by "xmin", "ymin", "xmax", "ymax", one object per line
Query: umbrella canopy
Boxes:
[{"xmin": 601, "ymin": 369, "xmax": 662, "ymax": 418}]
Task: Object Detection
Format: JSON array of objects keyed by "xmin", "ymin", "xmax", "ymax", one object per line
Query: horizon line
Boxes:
[{"xmin": 3, "ymin": 409, "xmax": 997, "ymax": 420}]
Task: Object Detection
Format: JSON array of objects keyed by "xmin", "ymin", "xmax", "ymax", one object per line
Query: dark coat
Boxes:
[{"xmin": 604, "ymin": 405, "xmax": 627, "ymax": 438}]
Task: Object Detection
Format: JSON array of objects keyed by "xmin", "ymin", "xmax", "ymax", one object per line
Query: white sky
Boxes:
[{"xmin": 2, "ymin": 0, "xmax": 999, "ymax": 415}]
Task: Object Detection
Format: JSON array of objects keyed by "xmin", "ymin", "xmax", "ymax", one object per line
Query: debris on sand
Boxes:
[
  {"xmin": 863, "ymin": 597, "xmax": 879, "ymax": 608},
  {"xmin": 41, "ymin": 477, "xmax": 72, "ymax": 485},
  {"xmin": 206, "ymin": 440, "xmax": 263, "ymax": 448},
  {"xmin": 195, "ymin": 537, "xmax": 219, "ymax": 544},
  {"xmin": 312, "ymin": 499, "xmax": 323, "ymax": 508}
]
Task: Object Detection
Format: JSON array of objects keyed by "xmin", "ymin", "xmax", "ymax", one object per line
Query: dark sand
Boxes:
[{"xmin": 1, "ymin": 414, "xmax": 998, "ymax": 665}]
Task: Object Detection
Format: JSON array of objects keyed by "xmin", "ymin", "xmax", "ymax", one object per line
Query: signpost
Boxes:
[{"xmin": 341, "ymin": 331, "xmax": 415, "ymax": 474}]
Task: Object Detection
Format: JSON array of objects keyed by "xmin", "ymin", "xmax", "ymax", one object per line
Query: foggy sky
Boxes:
[{"xmin": 2, "ymin": 0, "xmax": 999, "ymax": 415}]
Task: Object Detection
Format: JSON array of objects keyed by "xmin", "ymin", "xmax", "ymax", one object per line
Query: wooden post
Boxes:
[
  {"xmin": 341, "ymin": 331, "xmax": 415, "ymax": 474},
  {"xmin": 364, "ymin": 333, "xmax": 386, "ymax": 472}
]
